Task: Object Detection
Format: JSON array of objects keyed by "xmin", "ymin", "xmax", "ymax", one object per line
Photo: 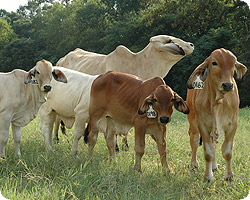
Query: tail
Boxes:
[
  {"xmin": 199, "ymin": 136, "xmax": 202, "ymax": 146},
  {"xmin": 84, "ymin": 123, "xmax": 90, "ymax": 144},
  {"xmin": 60, "ymin": 121, "xmax": 67, "ymax": 135}
]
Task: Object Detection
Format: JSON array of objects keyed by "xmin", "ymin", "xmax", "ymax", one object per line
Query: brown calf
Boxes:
[
  {"xmin": 85, "ymin": 71, "xmax": 189, "ymax": 172},
  {"xmin": 186, "ymin": 48, "xmax": 247, "ymax": 182}
]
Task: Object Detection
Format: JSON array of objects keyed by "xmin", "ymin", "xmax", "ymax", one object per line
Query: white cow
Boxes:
[
  {"xmin": 0, "ymin": 60, "xmax": 67, "ymax": 158},
  {"xmin": 55, "ymin": 35, "xmax": 195, "ymax": 146},
  {"xmin": 57, "ymin": 35, "xmax": 194, "ymax": 79},
  {"xmin": 39, "ymin": 67, "xmax": 98, "ymax": 154}
]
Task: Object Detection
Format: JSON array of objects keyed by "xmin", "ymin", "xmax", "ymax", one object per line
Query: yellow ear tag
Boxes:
[
  {"xmin": 192, "ymin": 75, "xmax": 204, "ymax": 89},
  {"xmin": 146, "ymin": 105, "xmax": 157, "ymax": 118}
]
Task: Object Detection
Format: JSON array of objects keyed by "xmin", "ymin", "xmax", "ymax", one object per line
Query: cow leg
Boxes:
[
  {"xmin": 71, "ymin": 115, "xmax": 87, "ymax": 155},
  {"xmin": 155, "ymin": 132, "xmax": 170, "ymax": 174},
  {"xmin": 203, "ymin": 137, "xmax": 215, "ymax": 182},
  {"xmin": 115, "ymin": 135, "xmax": 120, "ymax": 152},
  {"xmin": 189, "ymin": 125, "xmax": 200, "ymax": 169},
  {"xmin": 134, "ymin": 126, "xmax": 146, "ymax": 172},
  {"xmin": 11, "ymin": 124, "xmax": 22, "ymax": 158},
  {"xmin": 105, "ymin": 118, "xmax": 117, "ymax": 159},
  {"xmin": 121, "ymin": 134, "xmax": 129, "ymax": 151},
  {"xmin": 41, "ymin": 113, "xmax": 56, "ymax": 151},
  {"xmin": 87, "ymin": 123, "xmax": 99, "ymax": 157},
  {"xmin": 222, "ymin": 128, "xmax": 236, "ymax": 182},
  {"xmin": 212, "ymin": 143, "xmax": 218, "ymax": 172},
  {"xmin": 53, "ymin": 116, "xmax": 60, "ymax": 143},
  {"xmin": 0, "ymin": 118, "xmax": 11, "ymax": 159}
]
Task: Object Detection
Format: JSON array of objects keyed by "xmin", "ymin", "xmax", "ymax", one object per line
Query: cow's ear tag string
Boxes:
[
  {"xmin": 192, "ymin": 75, "xmax": 204, "ymax": 89},
  {"xmin": 146, "ymin": 105, "xmax": 157, "ymax": 118}
]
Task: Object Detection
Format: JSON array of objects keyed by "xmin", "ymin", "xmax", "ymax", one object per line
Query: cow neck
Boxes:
[
  {"xmin": 203, "ymin": 75, "xmax": 225, "ymax": 143},
  {"xmin": 135, "ymin": 44, "xmax": 180, "ymax": 79},
  {"xmin": 28, "ymin": 84, "xmax": 47, "ymax": 118},
  {"xmin": 138, "ymin": 77, "xmax": 164, "ymax": 107},
  {"xmin": 205, "ymin": 75, "xmax": 224, "ymax": 105}
]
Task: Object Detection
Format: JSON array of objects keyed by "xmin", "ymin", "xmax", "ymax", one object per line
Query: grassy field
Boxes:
[{"xmin": 0, "ymin": 108, "xmax": 249, "ymax": 200}]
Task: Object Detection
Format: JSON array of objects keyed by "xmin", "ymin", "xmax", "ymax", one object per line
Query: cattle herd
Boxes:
[{"xmin": 0, "ymin": 35, "xmax": 247, "ymax": 183}]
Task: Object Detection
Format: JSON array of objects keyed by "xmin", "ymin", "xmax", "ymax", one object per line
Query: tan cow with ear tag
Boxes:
[
  {"xmin": 84, "ymin": 71, "xmax": 189, "ymax": 173},
  {"xmin": 0, "ymin": 59, "xmax": 67, "ymax": 158},
  {"xmin": 186, "ymin": 48, "xmax": 247, "ymax": 182}
]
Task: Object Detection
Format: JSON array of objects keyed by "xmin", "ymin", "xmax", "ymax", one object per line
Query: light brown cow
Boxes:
[
  {"xmin": 0, "ymin": 60, "xmax": 67, "ymax": 158},
  {"xmin": 186, "ymin": 48, "xmax": 247, "ymax": 182},
  {"xmin": 85, "ymin": 71, "xmax": 189, "ymax": 172}
]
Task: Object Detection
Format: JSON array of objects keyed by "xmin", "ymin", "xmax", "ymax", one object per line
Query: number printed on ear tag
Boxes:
[
  {"xmin": 146, "ymin": 105, "xmax": 157, "ymax": 118},
  {"xmin": 192, "ymin": 76, "xmax": 204, "ymax": 89}
]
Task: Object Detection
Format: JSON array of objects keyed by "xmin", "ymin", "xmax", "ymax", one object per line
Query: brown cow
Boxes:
[
  {"xmin": 186, "ymin": 48, "xmax": 247, "ymax": 182},
  {"xmin": 85, "ymin": 71, "xmax": 189, "ymax": 172}
]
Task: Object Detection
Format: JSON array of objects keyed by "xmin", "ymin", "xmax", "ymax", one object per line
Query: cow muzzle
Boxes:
[
  {"xmin": 221, "ymin": 83, "xmax": 234, "ymax": 93},
  {"xmin": 43, "ymin": 85, "xmax": 52, "ymax": 92},
  {"xmin": 159, "ymin": 117, "xmax": 170, "ymax": 124}
]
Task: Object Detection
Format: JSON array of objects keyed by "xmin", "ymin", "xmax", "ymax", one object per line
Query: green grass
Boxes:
[{"xmin": 1, "ymin": 108, "xmax": 250, "ymax": 199}]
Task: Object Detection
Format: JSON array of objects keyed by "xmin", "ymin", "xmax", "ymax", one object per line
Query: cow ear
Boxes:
[
  {"xmin": 24, "ymin": 68, "xmax": 36, "ymax": 84},
  {"xmin": 172, "ymin": 92, "xmax": 189, "ymax": 114},
  {"xmin": 52, "ymin": 69, "xmax": 67, "ymax": 83},
  {"xmin": 234, "ymin": 61, "xmax": 247, "ymax": 80},
  {"xmin": 187, "ymin": 58, "xmax": 209, "ymax": 89},
  {"xmin": 138, "ymin": 94, "xmax": 156, "ymax": 115}
]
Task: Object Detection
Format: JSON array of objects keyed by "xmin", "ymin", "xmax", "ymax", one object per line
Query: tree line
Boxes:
[{"xmin": 0, "ymin": 0, "xmax": 249, "ymax": 107}]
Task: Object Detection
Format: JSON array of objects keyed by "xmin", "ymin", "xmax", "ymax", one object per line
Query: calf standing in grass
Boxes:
[
  {"xmin": 39, "ymin": 68, "xmax": 98, "ymax": 154},
  {"xmin": 186, "ymin": 48, "xmax": 247, "ymax": 182},
  {"xmin": 0, "ymin": 60, "xmax": 67, "ymax": 158},
  {"xmin": 85, "ymin": 71, "xmax": 189, "ymax": 172}
]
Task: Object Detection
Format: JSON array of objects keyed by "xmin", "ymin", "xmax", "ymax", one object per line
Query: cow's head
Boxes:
[
  {"xmin": 138, "ymin": 85, "xmax": 189, "ymax": 124},
  {"xmin": 24, "ymin": 59, "xmax": 67, "ymax": 92},
  {"xmin": 150, "ymin": 35, "xmax": 194, "ymax": 58},
  {"xmin": 187, "ymin": 48, "xmax": 247, "ymax": 94}
]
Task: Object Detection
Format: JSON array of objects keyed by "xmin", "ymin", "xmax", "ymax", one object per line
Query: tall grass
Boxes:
[{"xmin": 0, "ymin": 108, "xmax": 249, "ymax": 199}]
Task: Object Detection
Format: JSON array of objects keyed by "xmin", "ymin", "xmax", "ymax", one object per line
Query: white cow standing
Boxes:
[
  {"xmin": 39, "ymin": 67, "xmax": 98, "ymax": 154},
  {"xmin": 0, "ymin": 60, "xmax": 67, "ymax": 158}
]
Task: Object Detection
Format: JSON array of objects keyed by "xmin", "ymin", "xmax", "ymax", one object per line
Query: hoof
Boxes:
[
  {"xmin": 212, "ymin": 163, "xmax": 220, "ymax": 172},
  {"xmin": 225, "ymin": 176, "xmax": 233, "ymax": 183},
  {"xmin": 134, "ymin": 166, "xmax": 142, "ymax": 173},
  {"xmin": 53, "ymin": 137, "xmax": 59, "ymax": 144},
  {"xmin": 162, "ymin": 167, "xmax": 171, "ymax": 176},
  {"xmin": 190, "ymin": 163, "xmax": 199, "ymax": 171},
  {"xmin": 71, "ymin": 150, "xmax": 78, "ymax": 156},
  {"xmin": 212, "ymin": 168, "xmax": 218, "ymax": 172},
  {"xmin": 115, "ymin": 146, "xmax": 120, "ymax": 152},
  {"xmin": 46, "ymin": 145, "xmax": 53, "ymax": 152},
  {"xmin": 204, "ymin": 175, "xmax": 214, "ymax": 183}
]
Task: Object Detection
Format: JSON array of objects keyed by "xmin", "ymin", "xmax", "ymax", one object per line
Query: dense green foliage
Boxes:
[
  {"xmin": 0, "ymin": 108, "xmax": 249, "ymax": 199},
  {"xmin": 0, "ymin": 0, "xmax": 249, "ymax": 106}
]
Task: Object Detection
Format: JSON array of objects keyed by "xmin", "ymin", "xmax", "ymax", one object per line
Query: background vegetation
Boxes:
[
  {"xmin": 0, "ymin": 108, "xmax": 249, "ymax": 199},
  {"xmin": 0, "ymin": 0, "xmax": 249, "ymax": 106}
]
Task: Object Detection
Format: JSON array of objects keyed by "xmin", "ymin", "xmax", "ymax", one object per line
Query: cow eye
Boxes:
[
  {"xmin": 212, "ymin": 61, "xmax": 217, "ymax": 66},
  {"xmin": 36, "ymin": 71, "xmax": 40, "ymax": 74}
]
